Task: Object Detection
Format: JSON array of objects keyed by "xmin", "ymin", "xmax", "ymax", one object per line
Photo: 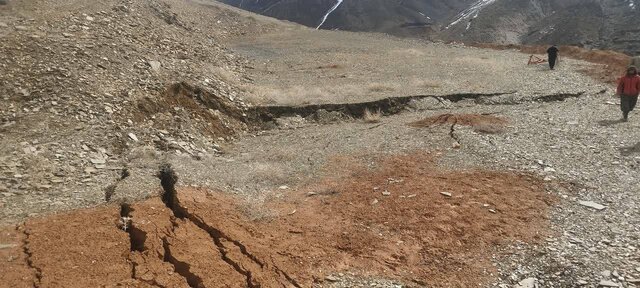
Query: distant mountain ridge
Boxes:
[
  {"xmin": 220, "ymin": 0, "xmax": 477, "ymax": 36},
  {"xmin": 219, "ymin": 0, "xmax": 640, "ymax": 55}
]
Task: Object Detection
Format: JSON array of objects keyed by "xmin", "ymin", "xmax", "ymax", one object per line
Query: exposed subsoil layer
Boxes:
[{"xmin": 0, "ymin": 153, "xmax": 554, "ymax": 287}]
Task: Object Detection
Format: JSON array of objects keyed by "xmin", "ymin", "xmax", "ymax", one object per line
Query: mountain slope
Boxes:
[
  {"xmin": 220, "ymin": 0, "xmax": 477, "ymax": 36},
  {"xmin": 221, "ymin": 0, "xmax": 640, "ymax": 54},
  {"xmin": 442, "ymin": 0, "xmax": 640, "ymax": 54}
]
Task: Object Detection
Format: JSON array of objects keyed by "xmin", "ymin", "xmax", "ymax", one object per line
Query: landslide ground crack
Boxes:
[
  {"xmin": 248, "ymin": 92, "xmax": 517, "ymax": 124},
  {"xmin": 20, "ymin": 226, "xmax": 42, "ymax": 288},
  {"xmin": 156, "ymin": 164, "xmax": 300, "ymax": 288},
  {"xmin": 449, "ymin": 116, "xmax": 460, "ymax": 145},
  {"xmin": 248, "ymin": 91, "xmax": 586, "ymax": 128},
  {"xmin": 105, "ymin": 168, "xmax": 132, "ymax": 202},
  {"xmin": 120, "ymin": 203, "xmax": 146, "ymax": 252},
  {"xmin": 162, "ymin": 235, "xmax": 204, "ymax": 288},
  {"xmin": 534, "ymin": 92, "xmax": 584, "ymax": 102},
  {"xmin": 119, "ymin": 203, "xmax": 164, "ymax": 287}
]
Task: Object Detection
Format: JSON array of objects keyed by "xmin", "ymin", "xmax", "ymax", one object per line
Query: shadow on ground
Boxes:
[
  {"xmin": 598, "ymin": 119, "xmax": 625, "ymax": 127},
  {"xmin": 619, "ymin": 142, "xmax": 640, "ymax": 156}
]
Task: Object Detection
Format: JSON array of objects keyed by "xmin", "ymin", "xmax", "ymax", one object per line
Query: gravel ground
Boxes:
[
  {"xmin": 231, "ymin": 28, "xmax": 603, "ymax": 106},
  {"xmin": 1, "ymin": 0, "xmax": 637, "ymax": 287}
]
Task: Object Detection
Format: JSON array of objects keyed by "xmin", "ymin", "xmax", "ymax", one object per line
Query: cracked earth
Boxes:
[{"xmin": 1, "ymin": 0, "xmax": 638, "ymax": 287}]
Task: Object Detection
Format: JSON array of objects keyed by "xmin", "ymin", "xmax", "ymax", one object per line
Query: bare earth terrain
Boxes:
[{"xmin": 1, "ymin": 0, "xmax": 639, "ymax": 288}]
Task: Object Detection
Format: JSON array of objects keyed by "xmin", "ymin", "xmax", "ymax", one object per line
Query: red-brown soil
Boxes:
[{"xmin": 0, "ymin": 152, "xmax": 554, "ymax": 287}]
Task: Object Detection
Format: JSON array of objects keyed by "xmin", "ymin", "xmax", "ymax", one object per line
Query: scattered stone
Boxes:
[
  {"xmin": 278, "ymin": 185, "xmax": 289, "ymax": 190},
  {"xmin": 382, "ymin": 190, "xmax": 391, "ymax": 196},
  {"xmin": 62, "ymin": 32, "xmax": 74, "ymax": 38},
  {"xmin": 128, "ymin": 133, "xmax": 139, "ymax": 142},
  {"xmin": 84, "ymin": 167, "xmax": 98, "ymax": 174},
  {"xmin": 371, "ymin": 198, "xmax": 379, "ymax": 205},
  {"xmin": 90, "ymin": 158, "xmax": 106, "ymax": 164},
  {"xmin": 325, "ymin": 275, "xmax": 339, "ymax": 282},
  {"xmin": 36, "ymin": 184, "xmax": 52, "ymax": 190},
  {"xmin": 543, "ymin": 167, "xmax": 556, "ymax": 173},
  {"xmin": 601, "ymin": 270, "xmax": 612, "ymax": 278},
  {"xmin": 598, "ymin": 280, "xmax": 619, "ymax": 287},
  {"xmin": 516, "ymin": 278, "xmax": 538, "ymax": 288},
  {"xmin": 0, "ymin": 243, "xmax": 18, "ymax": 249},
  {"xmin": 148, "ymin": 60, "xmax": 161, "ymax": 71},
  {"xmin": 440, "ymin": 191, "xmax": 452, "ymax": 197},
  {"xmin": 628, "ymin": 279, "xmax": 640, "ymax": 284},
  {"xmin": 579, "ymin": 200, "xmax": 607, "ymax": 211}
]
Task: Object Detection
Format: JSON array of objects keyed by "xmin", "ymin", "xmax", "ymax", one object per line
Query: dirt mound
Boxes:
[
  {"xmin": 1, "ymin": 152, "xmax": 554, "ymax": 287},
  {"xmin": 474, "ymin": 43, "xmax": 630, "ymax": 84},
  {"xmin": 410, "ymin": 113, "xmax": 508, "ymax": 134}
]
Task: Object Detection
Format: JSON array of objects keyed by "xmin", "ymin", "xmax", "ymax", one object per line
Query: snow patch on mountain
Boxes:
[
  {"xmin": 446, "ymin": 0, "xmax": 498, "ymax": 29},
  {"xmin": 627, "ymin": 0, "xmax": 637, "ymax": 10},
  {"xmin": 317, "ymin": 0, "xmax": 344, "ymax": 29}
]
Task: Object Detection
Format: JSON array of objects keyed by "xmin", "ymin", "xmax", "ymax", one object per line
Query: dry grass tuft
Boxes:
[
  {"xmin": 211, "ymin": 66, "xmax": 239, "ymax": 84},
  {"xmin": 413, "ymin": 79, "xmax": 442, "ymax": 89},
  {"xmin": 363, "ymin": 108, "xmax": 382, "ymax": 123},
  {"xmin": 368, "ymin": 83, "xmax": 395, "ymax": 92},
  {"xmin": 317, "ymin": 64, "xmax": 342, "ymax": 69}
]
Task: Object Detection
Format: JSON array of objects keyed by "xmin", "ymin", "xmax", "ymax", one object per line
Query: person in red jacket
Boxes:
[{"xmin": 617, "ymin": 66, "xmax": 640, "ymax": 121}]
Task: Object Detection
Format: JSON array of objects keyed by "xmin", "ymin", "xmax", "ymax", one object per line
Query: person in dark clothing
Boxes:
[
  {"xmin": 547, "ymin": 45, "xmax": 559, "ymax": 70},
  {"xmin": 616, "ymin": 66, "xmax": 640, "ymax": 121}
]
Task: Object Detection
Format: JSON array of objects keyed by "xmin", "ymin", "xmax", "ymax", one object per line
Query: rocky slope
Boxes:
[{"xmin": 0, "ymin": 0, "xmax": 278, "ymax": 222}]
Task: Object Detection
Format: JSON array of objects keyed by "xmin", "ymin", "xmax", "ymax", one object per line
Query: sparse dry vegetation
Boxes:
[
  {"xmin": 242, "ymin": 82, "xmax": 402, "ymax": 105},
  {"xmin": 367, "ymin": 83, "xmax": 396, "ymax": 92},
  {"xmin": 362, "ymin": 108, "xmax": 382, "ymax": 123},
  {"xmin": 211, "ymin": 66, "xmax": 239, "ymax": 84},
  {"xmin": 412, "ymin": 79, "xmax": 442, "ymax": 89},
  {"xmin": 317, "ymin": 64, "xmax": 342, "ymax": 69}
]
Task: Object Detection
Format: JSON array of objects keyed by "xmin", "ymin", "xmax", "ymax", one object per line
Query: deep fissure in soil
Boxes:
[
  {"xmin": 154, "ymin": 164, "xmax": 300, "ymax": 288},
  {"xmin": 20, "ymin": 226, "xmax": 42, "ymax": 288},
  {"xmin": 161, "ymin": 236, "xmax": 204, "ymax": 288},
  {"xmin": 247, "ymin": 91, "xmax": 584, "ymax": 126}
]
